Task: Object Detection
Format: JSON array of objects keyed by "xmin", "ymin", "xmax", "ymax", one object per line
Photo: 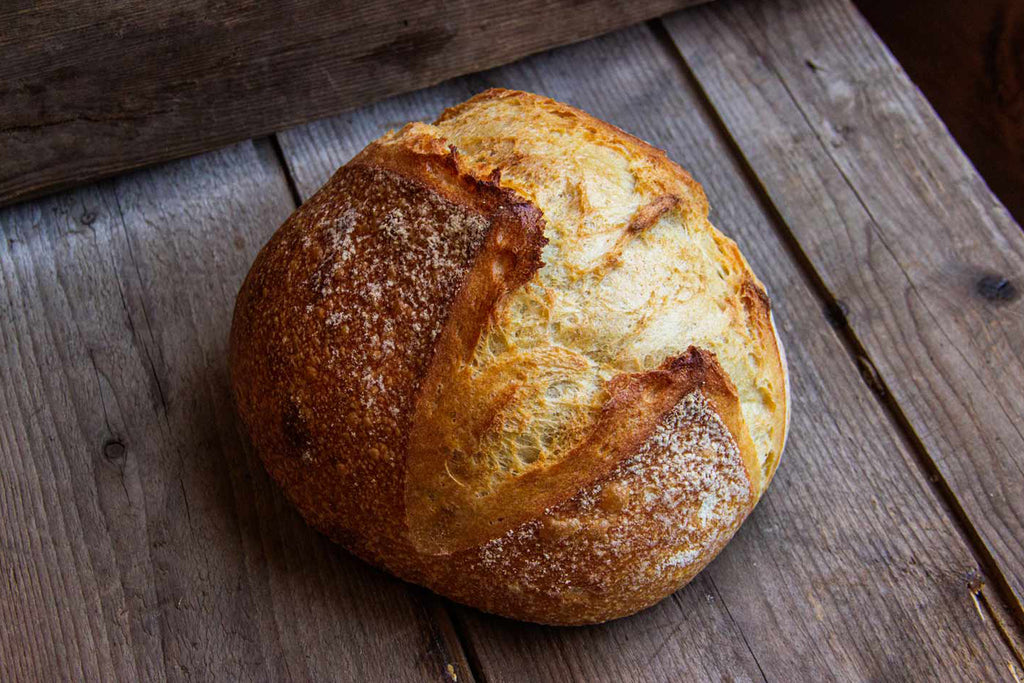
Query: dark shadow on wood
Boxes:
[{"xmin": 855, "ymin": 0, "xmax": 1024, "ymax": 226}]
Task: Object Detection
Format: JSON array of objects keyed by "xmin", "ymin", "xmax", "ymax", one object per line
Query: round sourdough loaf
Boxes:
[{"xmin": 230, "ymin": 89, "xmax": 789, "ymax": 625}]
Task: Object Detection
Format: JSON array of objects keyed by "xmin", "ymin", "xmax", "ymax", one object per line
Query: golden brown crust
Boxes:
[
  {"xmin": 230, "ymin": 89, "xmax": 788, "ymax": 625},
  {"xmin": 738, "ymin": 275, "xmax": 787, "ymax": 484},
  {"xmin": 436, "ymin": 89, "xmax": 709, "ymax": 214},
  {"xmin": 705, "ymin": 225, "xmax": 788, "ymax": 486},
  {"xmin": 433, "ymin": 88, "xmax": 787, "ymax": 484},
  {"xmin": 418, "ymin": 348, "xmax": 758, "ymax": 625}
]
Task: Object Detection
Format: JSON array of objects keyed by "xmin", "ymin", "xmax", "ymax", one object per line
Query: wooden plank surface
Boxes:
[
  {"xmin": 3, "ymin": 0, "xmax": 1024, "ymax": 680},
  {"xmin": 277, "ymin": 20, "xmax": 1022, "ymax": 681},
  {"xmin": 0, "ymin": 143, "xmax": 471, "ymax": 681},
  {"xmin": 664, "ymin": 0, "xmax": 1024, "ymax": 616},
  {"xmin": 855, "ymin": 0, "xmax": 1024, "ymax": 224},
  {"xmin": 0, "ymin": 0, "xmax": 707, "ymax": 208}
]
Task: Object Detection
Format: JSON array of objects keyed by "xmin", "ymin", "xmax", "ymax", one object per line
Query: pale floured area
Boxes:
[
  {"xmin": 429, "ymin": 91, "xmax": 785, "ymax": 494},
  {"xmin": 467, "ymin": 389, "xmax": 754, "ymax": 611}
]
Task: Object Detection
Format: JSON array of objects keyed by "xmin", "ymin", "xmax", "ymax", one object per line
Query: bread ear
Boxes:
[
  {"xmin": 422, "ymin": 352, "xmax": 758, "ymax": 624},
  {"xmin": 406, "ymin": 346, "xmax": 761, "ymax": 557}
]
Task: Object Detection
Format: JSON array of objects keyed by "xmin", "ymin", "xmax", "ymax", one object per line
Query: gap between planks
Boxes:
[
  {"xmin": 647, "ymin": 16, "xmax": 1024, "ymax": 649},
  {"xmin": 267, "ymin": 136, "xmax": 304, "ymax": 209}
]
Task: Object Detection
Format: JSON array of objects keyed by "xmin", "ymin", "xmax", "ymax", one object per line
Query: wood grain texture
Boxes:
[
  {"xmin": 0, "ymin": 0, "xmax": 709, "ymax": 208},
  {"xmin": 277, "ymin": 22, "xmax": 1022, "ymax": 680},
  {"xmin": 855, "ymin": 0, "xmax": 1024, "ymax": 224},
  {"xmin": 0, "ymin": 142, "xmax": 471, "ymax": 681},
  {"xmin": 3, "ymin": 3, "xmax": 1023, "ymax": 679},
  {"xmin": 664, "ymin": 0, "xmax": 1024, "ymax": 617}
]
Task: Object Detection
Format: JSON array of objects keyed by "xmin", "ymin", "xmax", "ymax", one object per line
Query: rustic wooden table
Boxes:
[{"xmin": 3, "ymin": 0, "xmax": 1024, "ymax": 679}]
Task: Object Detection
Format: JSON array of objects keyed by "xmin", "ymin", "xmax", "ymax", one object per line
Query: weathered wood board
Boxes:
[
  {"xmin": 664, "ymin": 0, "xmax": 1024, "ymax": 616},
  {"xmin": 2, "ymin": 0, "xmax": 1023, "ymax": 679},
  {"xmin": 0, "ymin": 0, "xmax": 707, "ymax": 207}
]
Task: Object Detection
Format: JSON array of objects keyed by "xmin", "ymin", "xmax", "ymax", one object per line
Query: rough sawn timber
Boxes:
[{"xmin": 664, "ymin": 0, "xmax": 1024, "ymax": 616}]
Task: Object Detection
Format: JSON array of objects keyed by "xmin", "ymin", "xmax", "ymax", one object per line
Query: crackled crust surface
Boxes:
[{"xmin": 230, "ymin": 89, "xmax": 789, "ymax": 624}]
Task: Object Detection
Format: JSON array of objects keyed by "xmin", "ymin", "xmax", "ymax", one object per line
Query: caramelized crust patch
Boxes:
[
  {"xmin": 627, "ymin": 194, "xmax": 680, "ymax": 234},
  {"xmin": 230, "ymin": 127, "xmax": 546, "ymax": 562}
]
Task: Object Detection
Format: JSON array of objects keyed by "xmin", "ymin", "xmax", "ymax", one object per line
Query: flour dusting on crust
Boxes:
[{"xmin": 470, "ymin": 390, "xmax": 752, "ymax": 608}]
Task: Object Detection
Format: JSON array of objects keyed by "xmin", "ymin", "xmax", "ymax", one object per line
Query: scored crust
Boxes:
[
  {"xmin": 230, "ymin": 89, "xmax": 789, "ymax": 624},
  {"xmin": 422, "ymin": 347, "xmax": 760, "ymax": 623},
  {"xmin": 431, "ymin": 89, "xmax": 787, "ymax": 488}
]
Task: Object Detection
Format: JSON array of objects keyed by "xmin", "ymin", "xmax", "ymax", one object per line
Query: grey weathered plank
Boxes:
[
  {"xmin": 277, "ymin": 22, "xmax": 1021, "ymax": 680},
  {"xmin": 664, "ymin": 0, "xmax": 1024, "ymax": 615},
  {"xmin": 0, "ymin": 142, "xmax": 471, "ymax": 680},
  {"xmin": 0, "ymin": 0, "xmax": 710, "ymax": 208}
]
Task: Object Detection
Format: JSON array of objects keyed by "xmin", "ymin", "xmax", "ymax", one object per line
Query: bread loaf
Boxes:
[{"xmin": 230, "ymin": 89, "xmax": 789, "ymax": 625}]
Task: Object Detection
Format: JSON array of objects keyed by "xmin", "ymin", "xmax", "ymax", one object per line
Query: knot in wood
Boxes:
[
  {"xmin": 975, "ymin": 274, "xmax": 1018, "ymax": 303},
  {"xmin": 103, "ymin": 439, "xmax": 126, "ymax": 462}
]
